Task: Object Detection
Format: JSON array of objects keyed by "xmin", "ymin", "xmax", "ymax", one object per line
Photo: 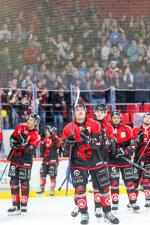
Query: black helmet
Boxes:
[
  {"xmin": 27, "ymin": 113, "xmax": 40, "ymax": 127},
  {"xmin": 95, "ymin": 104, "xmax": 107, "ymax": 113},
  {"xmin": 110, "ymin": 110, "xmax": 122, "ymax": 121},
  {"xmin": 46, "ymin": 125, "xmax": 52, "ymax": 133},
  {"xmin": 143, "ymin": 112, "xmax": 150, "ymax": 118},
  {"xmin": 74, "ymin": 102, "xmax": 87, "ymax": 113},
  {"xmin": 50, "ymin": 126, "xmax": 57, "ymax": 134},
  {"xmin": 46, "ymin": 126, "xmax": 57, "ymax": 134}
]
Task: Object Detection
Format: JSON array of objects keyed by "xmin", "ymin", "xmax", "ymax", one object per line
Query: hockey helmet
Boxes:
[
  {"xmin": 110, "ymin": 110, "xmax": 122, "ymax": 121},
  {"xmin": 95, "ymin": 104, "xmax": 107, "ymax": 113},
  {"xmin": 27, "ymin": 113, "xmax": 40, "ymax": 127},
  {"xmin": 46, "ymin": 125, "xmax": 52, "ymax": 133},
  {"xmin": 74, "ymin": 101, "xmax": 87, "ymax": 113},
  {"xmin": 50, "ymin": 126, "xmax": 57, "ymax": 134},
  {"xmin": 143, "ymin": 112, "xmax": 150, "ymax": 118}
]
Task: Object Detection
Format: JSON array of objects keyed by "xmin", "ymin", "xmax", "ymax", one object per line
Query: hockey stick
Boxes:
[
  {"xmin": 0, "ymin": 149, "xmax": 14, "ymax": 181},
  {"xmin": 58, "ymin": 84, "xmax": 80, "ymax": 193},
  {"xmin": 0, "ymin": 160, "xmax": 10, "ymax": 181},
  {"xmin": 136, "ymin": 139, "xmax": 150, "ymax": 165},
  {"xmin": 120, "ymin": 156, "xmax": 150, "ymax": 173},
  {"xmin": 65, "ymin": 84, "xmax": 80, "ymax": 195}
]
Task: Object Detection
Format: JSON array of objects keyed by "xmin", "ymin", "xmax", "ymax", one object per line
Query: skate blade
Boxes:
[
  {"xmin": 8, "ymin": 211, "xmax": 21, "ymax": 216},
  {"xmin": 21, "ymin": 212, "xmax": 27, "ymax": 216}
]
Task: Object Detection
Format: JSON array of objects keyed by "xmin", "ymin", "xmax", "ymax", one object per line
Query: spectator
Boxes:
[
  {"xmin": 91, "ymin": 70, "xmax": 107, "ymax": 107},
  {"xmin": 52, "ymin": 88, "xmax": 67, "ymax": 135},
  {"xmin": 134, "ymin": 64, "xmax": 150, "ymax": 103},
  {"xmin": 108, "ymin": 27, "xmax": 122, "ymax": 45}
]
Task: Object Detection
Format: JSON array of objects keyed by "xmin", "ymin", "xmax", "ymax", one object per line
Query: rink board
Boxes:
[{"xmin": 0, "ymin": 158, "xmax": 126, "ymax": 199}]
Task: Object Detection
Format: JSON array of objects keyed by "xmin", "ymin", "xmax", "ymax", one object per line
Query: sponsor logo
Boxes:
[
  {"xmin": 74, "ymin": 170, "xmax": 80, "ymax": 177},
  {"xmin": 11, "ymin": 166, "xmax": 15, "ymax": 171},
  {"xmin": 121, "ymin": 132, "xmax": 126, "ymax": 138}
]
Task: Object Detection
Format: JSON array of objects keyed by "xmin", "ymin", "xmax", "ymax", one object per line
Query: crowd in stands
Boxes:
[{"xmin": 0, "ymin": 1, "xmax": 150, "ymax": 132}]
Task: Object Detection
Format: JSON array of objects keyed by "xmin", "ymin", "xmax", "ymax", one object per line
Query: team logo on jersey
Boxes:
[
  {"xmin": 21, "ymin": 195, "xmax": 28, "ymax": 203},
  {"xmin": 129, "ymin": 193, "xmax": 136, "ymax": 201},
  {"xmin": 94, "ymin": 193, "xmax": 101, "ymax": 202},
  {"xmin": 73, "ymin": 170, "xmax": 80, "ymax": 177},
  {"xmin": 77, "ymin": 144, "xmax": 92, "ymax": 160},
  {"xmin": 112, "ymin": 194, "xmax": 119, "ymax": 202},
  {"xmin": 144, "ymin": 190, "xmax": 150, "ymax": 198},
  {"xmin": 77, "ymin": 198, "xmax": 87, "ymax": 208},
  {"xmin": 105, "ymin": 195, "xmax": 111, "ymax": 205},
  {"xmin": 121, "ymin": 132, "xmax": 126, "ymax": 138},
  {"xmin": 12, "ymin": 194, "xmax": 17, "ymax": 202}
]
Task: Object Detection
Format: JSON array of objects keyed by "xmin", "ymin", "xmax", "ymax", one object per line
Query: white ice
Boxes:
[{"xmin": 0, "ymin": 192, "xmax": 149, "ymax": 225}]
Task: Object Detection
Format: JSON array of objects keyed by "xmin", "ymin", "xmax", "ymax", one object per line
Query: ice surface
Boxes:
[{"xmin": 0, "ymin": 192, "xmax": 149, "ymax": 225}]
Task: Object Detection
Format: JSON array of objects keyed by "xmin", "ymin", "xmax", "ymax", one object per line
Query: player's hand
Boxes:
[
  {"xmin": 66, "ymin": 134, "xmax": 76, "ymax": 146},
  {"xmin": 18, "ymin": 133, "xmax": 28, "ymax": 146},
  {"xmin": 137, "ymin": 130, "xmax": 144, "ymax": 143},
  {"xmin": 115, "ymin": 148, "xmax": 125, "ymax": 158},
  {"xmin": 10, "ymin": 138, "xmax": 20, "ymax": 150},
  {"xmin": 80, "ymin": 128, "xmax": 91, "ymax": 144}
]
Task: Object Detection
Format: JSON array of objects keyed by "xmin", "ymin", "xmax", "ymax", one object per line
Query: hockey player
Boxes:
[
  {"xmin": 91, "ymin": 104, "xmax": 115, "ymax": 218},
  {"xmin": 109, "ymin": 110, "xmax": 140, "ymax": 213},
  {"xmin": 132, "ymin": 112, "xmax": 150, "ymax": 207},
  {"xmin": 37, "ymin": 126, "xmax": 60, "ymax": 196},
  {"xmin": 71, "ymin": 104, "xmax": 115, "ymax": 219},
  {"xmin": 7, "ymin": 113, "xmax": 41, "ymax": 215},
  {"xmin": 62, "ymin": 102, "xmax": 119, "ymax": 225}
]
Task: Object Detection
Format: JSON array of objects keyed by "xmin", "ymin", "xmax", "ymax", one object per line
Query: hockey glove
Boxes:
[
  {"xmin": 23, "ymin": 144, "xmax": 34, "ymax": 155},
  {"xmin": 137, "ymin": 130, "xmax": 144, "ymax": 143},
  {"xmin": 66, "ymin": 134, "xmax": 76, "ymax": 146},
  {"xmin": 10, "ymin": 137, "xmax": 20, "ymax": 150},
  {"xmin": 18, "ymin": 133, "xmax": 29, "ymax": 146},
  {"xmin": 80, "ymin": 128, "xmax": 91, "ymax": 144},
  {"xmin": 124, "ymin": 146, "xmax": 134, "ymax": 157},
  {"xmin": 115, "ymin": 148, "xmax": 125, "ymax": 158}
]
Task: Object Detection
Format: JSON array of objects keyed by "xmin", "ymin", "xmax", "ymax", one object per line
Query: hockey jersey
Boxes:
[
  {"xmin": 133, "ymin": 125, "xmax": 150, "ymax": 162},
  {"xmin": 62, "ymin": 118, "xmax": 105, "ymax": 170},
  {"xmin": 42, "ymin": 134, "xmax": 60, "ymax": 164},
  {"xmin": 9, "ymin": 124, "xmax": 41, "ymax": 168}
]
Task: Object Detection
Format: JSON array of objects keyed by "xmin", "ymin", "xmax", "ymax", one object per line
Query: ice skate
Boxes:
[
  {"xmin": 71, "ymin": 205, "xmax": 79, "ymax": 217},
  {"xmin": 36, "ymin": 188, "xmax": 45, "ymax": 196},
  {"xmin": 104, "ymin": 211, "xmax": 119, "ymax": 224},
  {"xmin": 130, "ymin": 203, "xmax": 140, "ymax": 212},
  {"xmin": 50, "ymin": 189, "xmax": 55, "ymax": 197},
  {"xmin": 80, "ymin": 213, "xmax": 89, "ymax": 225},
  {"xmin": 21, "ymin": 206, "xmax": 27, "ymax": 216},
  {"xmin": 8, "ymin": 206, "xmax": 21, "ymax": 216},
  {"xmin": 95, "ymin": 207, "xmax": 103, "ymax": 218},
  {"xmin": 145, "ymin": 200, "xmax": 150, "ymax": 207}
]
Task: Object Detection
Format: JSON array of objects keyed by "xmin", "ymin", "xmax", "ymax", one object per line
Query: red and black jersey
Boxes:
[
  {"xmin": 100, "ymin": 119, "xmax": 115, "ymax": 140},
  {"xmin": 133, "ymin": 125, "xmax": 150, "ymax": 162},
  {"xmin": 42, "ymin": 134, "xmax": 60, "ymax": 164},
  {"xmin": 62, "ymin": 118, "xmax": 105, "ymax": 170},
  {"xmin": 96, "ymin": 119, "xmax": 115, "ymax": 162},
  {"xmin": 109, "ymin": 123, "xmax": 133, "ymax": 167},
  {"xmin": 9, "ymin": 124, "xmax": 41, "ymax": 168}
]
